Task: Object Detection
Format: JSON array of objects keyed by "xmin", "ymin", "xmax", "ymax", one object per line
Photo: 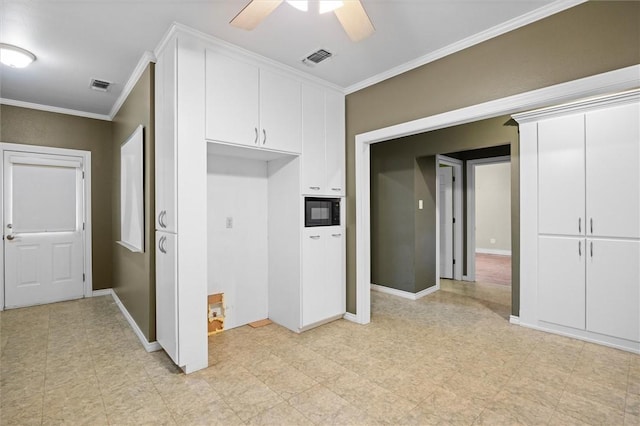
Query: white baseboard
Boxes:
[
  {"xmin": 371, "ymin": 283, "xmax": 440, "ymax": 300},
  {"xmin": 343, "ymin": 312, "xmax": 358, "ymax": 323},
  {"xmin": 93, "ymin": 289, "xmax": 162, "ymax": 353},
  {"xmin": 509, "ymin": 315, "xmax": 520, "ymax": 325},
  {"xmin": 476, "ymin": 248, "xmax": 512, "ymax": 256}
]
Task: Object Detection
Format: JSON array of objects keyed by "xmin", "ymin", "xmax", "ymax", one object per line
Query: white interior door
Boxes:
[
  {"xmin": 439, "ymin": 166, "xmax": 453, "ymax": 279},
  {"xmin": 3, "ymin": 151, "xmax": 85, "ymax": 308}
]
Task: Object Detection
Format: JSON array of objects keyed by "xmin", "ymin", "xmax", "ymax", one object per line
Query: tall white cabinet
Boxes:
[
  {"xmin": 155, "ymin": 33, "xmax": 208, "ymax": 373},
  {"xmin": 515, "ymin": 90, "xmax": 640, "ymax": 353}
]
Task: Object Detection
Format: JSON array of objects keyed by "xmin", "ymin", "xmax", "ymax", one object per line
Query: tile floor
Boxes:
[{"xmin": 1, "ymin": 280, "xmax": 638, "ymax": 425}]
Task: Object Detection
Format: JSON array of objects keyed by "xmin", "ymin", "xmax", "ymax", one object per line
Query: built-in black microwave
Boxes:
[{"xmin": 304, "ymin": 197, "xmax": 340, "ymax": 227}]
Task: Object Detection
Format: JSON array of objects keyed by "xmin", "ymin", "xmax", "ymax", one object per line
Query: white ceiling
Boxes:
[{"xmin": 0, "ymin": 0, "xmax": 573, "ymax": 118}]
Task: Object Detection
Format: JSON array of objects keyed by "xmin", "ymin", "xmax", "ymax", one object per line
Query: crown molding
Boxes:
[
  {"xmin": 0, "ymin": 97, "xmax": 111, "ymax": 121},
  {"xmin": 109, "ymin": 50, "xmax": 156, "ymax": 120},
  {"xmin": 344, "ymin": 0, "xmax": 588, "ymax": 95}
]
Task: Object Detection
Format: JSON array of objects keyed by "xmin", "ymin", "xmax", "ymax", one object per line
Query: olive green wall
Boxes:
[
  {"xmin": 346, "ymin": 1, "xmax": 640, "ymax": 315},
  {"xmin": 111, "ymin": 64, "xmax": 156, "ymax": 342},
  {"xmin": 371, "ymin": 116, "xmax": 518, "ymax": 298},
  {"xmin": 0, "ymin": 105, "xmax": 114, "ymax": 290}
]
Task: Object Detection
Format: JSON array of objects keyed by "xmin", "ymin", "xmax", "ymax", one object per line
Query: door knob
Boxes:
[{"xmin": 6, "ymin": 234, "xmax": 15, "ymax": 241}]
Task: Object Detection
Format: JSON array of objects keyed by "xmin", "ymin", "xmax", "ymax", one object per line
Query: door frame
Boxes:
[
  {"xmin": 0, "ymin": 143, "xmax": 92, "ymax": 310},
  {"xmin": 353, "ymin": 65, "xmax": 640, "ymax": 325},
  {"xmin": 465, "ymin": 156, "xmax": 511, "ymax": 282},
  {"xmin": 436, "ymin": 155, "xmax": 463, "ymax": 281}
]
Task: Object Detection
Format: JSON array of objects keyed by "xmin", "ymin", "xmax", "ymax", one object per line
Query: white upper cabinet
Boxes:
[
  {"xmin": 205, "ymin": 50, "xmax": 259, "ymax": 147},
  {"xmin": 585, "ymin": 102, "xmax": 640, "ymax": 239},
  {"xmin": 301, "ymin": 84, "xmax": 345, "ymax": 196},
  {"xmin": 538, "ymin": 114, "xmax": 585, "ymax": 236},
  {"xmin": 205, "ymin": 49, "xmax": 301, "ymax": 154}
]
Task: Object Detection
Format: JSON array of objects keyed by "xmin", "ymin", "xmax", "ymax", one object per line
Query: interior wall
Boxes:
[
  {"xmin": 207, "ymin": 153, "xmax": 268, "ymax": 329},
  {"xmin": 475, "ymin": 162, "xmax": 511, "ymax": 253},
  {"xmin": 0, "ymin": 104, "xmax": 113, "ymax": 291},
  {"xmin": 371, "ymin": 116, "xmax": 517, "ymax": 294},
  {"xmin": 346, "ymin": 1, "xmax": 640, "ymax": 316},
  {"xmin": 111, "ymin": 63, "xmax": 155, "ymax": 341}
]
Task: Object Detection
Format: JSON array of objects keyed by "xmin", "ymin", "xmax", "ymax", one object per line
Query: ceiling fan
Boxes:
[{"xmin": 230, "ymin": 0, "xmax": 375, "ymax": 42}]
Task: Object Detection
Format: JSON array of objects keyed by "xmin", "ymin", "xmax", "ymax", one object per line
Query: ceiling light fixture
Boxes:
[
  {"xmin": 0, "ymin": 43, "xmax": 36, "ymax": 68},
  {"xmin": 286, "ymin": 1, "xmax": 344, "ymax": 14}
]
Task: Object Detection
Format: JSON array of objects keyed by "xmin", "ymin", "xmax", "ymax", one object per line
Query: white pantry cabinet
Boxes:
[
  {"xmin": 302, "ymin": 84, "xmax": 345, "ymax": 196},
  {"xmin": 515, "ymin": 90, "xmax": 640, "ymax": 353},
  {"xmin": 301, "ymin": 226, "xmax": 345, "ymax": 327},
  {"xmin": 205, "ymin": 49, "xmax": 301, "ymax": 154},
  {"xmin": 154, "ymin": 33, "xmax": 208, "ymax": 374}
]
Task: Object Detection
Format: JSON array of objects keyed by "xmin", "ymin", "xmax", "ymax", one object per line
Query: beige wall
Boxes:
[
  {"xmin": 475, "ymin": 162, "xmax": 511, "ymax": 253},
  {"xmin": 0, "ymin": 105, "xmax": 114, "ymax": 290},
  {"xmin": 111, "ymin": 64, "xmax": 156, "ymax": 341},
  {"xmin": 347, "ymin": 1, "xmax": 640, "ymax": 315}
]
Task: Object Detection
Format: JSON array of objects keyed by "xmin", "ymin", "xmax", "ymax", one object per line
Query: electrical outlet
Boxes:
[
  {"xmin": 490, "ymin": 238, "xmax": 496, "ymax": 244},
  {"xmin": 226, "ymin": 217, "xmax": 233, "ymax": 229}
]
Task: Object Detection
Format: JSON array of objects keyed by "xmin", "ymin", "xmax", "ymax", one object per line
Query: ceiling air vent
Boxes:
[
  {"xmin": 90, "ymin": 78, "xmax": 111, "ymax": 92},
  {"xmin": 302, "ymin": 49, "xmax": 333, "ymax": 66}
]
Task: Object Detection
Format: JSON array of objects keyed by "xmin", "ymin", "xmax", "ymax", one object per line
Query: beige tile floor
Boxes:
[{"xmin": 1, "ymin": 280, "xmax": 638, "ymax": 425}]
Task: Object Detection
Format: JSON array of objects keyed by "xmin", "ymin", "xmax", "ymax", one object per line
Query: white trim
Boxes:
[
  {"xmin": 509, "ymin": 315, "xmax": 520, "ymax": 325},
  {"xmin": 109, "ymin": 51, "xmax": 156, "ymax": 119},
  {"xmin": 476, "ymin": 248, "xmax": 511, "ymax": 256},
  {"xmin": 355, "ymin": 65, "xmax": 640, "ymax": 325},
  {"xmin": 466, "ymin": 155, "xmax": 511, "ymax": 281},
  {"xmin": 371, "ymin": 283, "xmax": 440, "ymax": 300},
  {"xmin": 345, "ymin": 0, "xmax": 587, "ymax": 94},
  {"xmin": 91, "ymin": 289, "xmax": 112, "ymax": 297},
  {"xmin": 343, "ymin": 312, "xmax": 358, "ymax": 323},
  {"xmin": 0, "ymin": 98, "xmax": 111, "ymax": 121},
  {"xmin": 437, "ymin": 156, "xmax": 463, "ymax": 281},
  {"xmin": 104, "ymin": 288, "xmax": 162, "ymax": 353},
  {"xmin": 0, "ymin": 143, "xmax": 93, "ymax": 308}
]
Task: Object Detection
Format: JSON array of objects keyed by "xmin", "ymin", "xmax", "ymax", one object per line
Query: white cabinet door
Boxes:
[
  {"xmin": 538, "ymin": 236, "xmax": 585, "ymax": 330},
  {"xmin": 302, "ymin": 84, "xmax": 325, "ymax": 194},
  {"xmin": 156, "ymin": 232, "xmax": 179, "ymax": 364},
  {"xmin": 302, "ymin": 228, "xmax": 325, "ymax": 327},
  {"xmin": 325, "ymin": 89, "xmax": 345, "ymax": 196},
  {"xmin": 586, "ymin": 103, "xmax": 640, "ymax": 239},
  {"xmin": 586, "ymin": 239, "xmax": 640, "ymax": 342},
  {"xmin": 155, "ymin": 42, "xmax": 177, "ymax": 233},
  {"xmin": 325, "ymin": 229, "xmax": 346, "ymax": 319},
  {"xmin": 205, "ymin": 50, "xmax": 259, "ymax": 147},
  {"xmin": 538, "ymin": 114, "xmax": 585, "ymax": 236},
  {"xmin": 260, "ymin": 69, "xmax": 301, "ymax": 153}
]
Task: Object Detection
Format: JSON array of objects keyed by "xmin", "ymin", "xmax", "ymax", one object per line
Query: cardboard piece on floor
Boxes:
[{"xmin": 249, "ymin": 319, "xmax": 272, "ymax": 328}]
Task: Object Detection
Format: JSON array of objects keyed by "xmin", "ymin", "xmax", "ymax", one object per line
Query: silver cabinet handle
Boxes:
[
  {"xmin": 262, "ymin": 129, "xmax": 267, "ymax": 145},
  {"xmin": 6, "ymin": 234, "xmax": 14, "ymax": 241},
  {"xmin": 254, "ymin": 127, "xmax": 258, "ymax": 145},
  {"xmin": 309, "ymin": 186, "xmax": 320, "ymax": 190},
  {"xmin": 309, "ymin": 235, "xmax": 321, "ymax": 240},
  {"xmin": 160, "ymin": 211, "xmax": 167, "ymax": 228},
  {"xmin": 578, "ymin": 240, "xmax": 582, "ymax": 256},
  {"xmin": 590, "ymin": 218, "xmax": 593, "ymax": 234},
  {"xmin": 590, "ymin": 241, "xmax": 593, "ymax": 258},
  {"xmin": 6, "ymin": 223, "xmax": 12, "ymax": 229},
  {"xmin": 578, "ymin": 218, "xmax": 581, "ymax": 233},
  {"xmin": 331, "ymin": 188, "xmax": 342, "ymax": 192},
  {"xmin": 159, "ymin": 236, "xmax": 167, "ymax": 254},
  {"xmin": 331, "ymin": 233, "xmax": 342, "ymax": 237}
]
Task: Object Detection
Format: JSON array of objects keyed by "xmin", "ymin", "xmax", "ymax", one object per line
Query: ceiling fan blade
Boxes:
[
  {"xmin": 230, "ymin": 0, "xmax": 284, "ymax": 30},
  {"xmin": 334, "ymin": 0, "xmax": 375, "ymax": 42}
]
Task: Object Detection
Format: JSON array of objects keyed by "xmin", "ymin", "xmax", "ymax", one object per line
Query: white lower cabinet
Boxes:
[
  {"xmin": 302, "ymin": 227, "xmax": 345, "ymax": 327},
  {"xmin": 538, "ymin": 236, "xmax": 586, "ymax": 330},
  {"xmin": 156, "ymin": 231, "xmax": 178, "ymax": 364},
  {"xmin": 586, "ymin": 239, "xmax": 640, "ymax": 342}
]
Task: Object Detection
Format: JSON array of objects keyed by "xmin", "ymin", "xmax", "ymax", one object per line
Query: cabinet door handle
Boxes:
[
  {"xmin": 309, "ymin": 235, "xmax": 321, "ymax": 240},
  {"xmin": 590, "ymin": 241, "xmax": 593, "ymax": 258},
  {"xmin": 159, "ymin": 236, "xmax": 166, "ymax": 254},
  {"xmin": 309, "ymin": 186, "xmax": 320, "ymax": 190},
  {"xmin": 254, "ymin": 127, "xmax": 258, "ymax": 145},
  {"xmin": 578, "ymin": 241, "xmax": 581, "ymax": 256},
  {"xmin": 590, "ymin": 218, "xmax": 593, "ymax": 234},
  {"xmin": 262, "ymin": 129, "xmax": 267, "ymax": 145},
  {"xmin": 331, "ymin": 233, "xmax": 342, "ymax": 237},
  {"xmin": 578, "ymin": 218, "xmax": 581, "ymax": 233},
  {"xmin": 160, "ymin": 210, "xmax": 167, "ymax": 228},
  {"xmin": 158, "ymin": 211, "xmax": 164, "ymax": 228},
  {"xmin": 331, "ymin": 188, "xmax": 342, "ymax": 192}
]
